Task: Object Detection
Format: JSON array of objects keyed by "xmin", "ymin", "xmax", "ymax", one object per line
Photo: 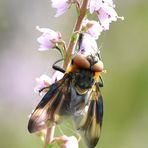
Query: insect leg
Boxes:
[
  {"xmin": 52, "ymin": 59, "xmax": 65, "ymax": 73},
  {"xmin": 98, "ymin": 75, "xmax": 104, "ymax": 87}
]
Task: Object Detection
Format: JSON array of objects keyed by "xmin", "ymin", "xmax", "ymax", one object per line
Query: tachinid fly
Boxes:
[{"xmin": 28, "ymin": 53, "xmax": 104, "ymax": 148}]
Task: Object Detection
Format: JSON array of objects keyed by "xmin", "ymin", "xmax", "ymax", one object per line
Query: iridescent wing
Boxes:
[
  {"xmin": 28, "ymin": 74, "xmax": 72, "ymax": 133},
  {"xmin": 78, "ymin": 83, "xmax": 103, "ymax": 148}
]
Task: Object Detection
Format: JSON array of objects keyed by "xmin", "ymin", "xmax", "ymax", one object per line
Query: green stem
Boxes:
[{"xmin": 63, "ymin": 0, "xmax": 88, "ymax": 70}]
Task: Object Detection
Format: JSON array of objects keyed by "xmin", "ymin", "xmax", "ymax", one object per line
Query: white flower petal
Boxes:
[
  {"xmin": 102, "ymin": 0, "xmax": 114, "ymax": 7},
  {"xmin": 79, "ymin": 33, "xmax": 98, "ymax": 55},
  {"xmin": 36, "ymin": 26, "xmax": 61, "ymax": 51},
  {"xmin": 51, "ymin": 0, "xmax": 71, "ymax": 17},
  {"xmin": 89, "ymin": 0, "xmax": 103, "ymax": 13},
  {"xmin": 63, "ymin": 136, "xmax": 78, "ymax": 148},
  {"xmin": 82, "ymin": 19, "xmax": 103, "ymax": 39},
  {"xmin": 51, "ymin": 71, "xmax": 64, "ymax": 84},
  {"xmin": 88, "ymin": 0, "xmax": 123, "ymax": 31},
  {"xmin": 83, "ymin": 19, "xmax": 103, "ymax": 39},
  {"xmin": 101, "ymin": 5, "xmax": 118, "ymax": 21},
  {"xmin": 34, "ymin": 74, "xmax": 52, "ymax": 93},
  {"xmin": 54, "ymin": 135, "xmax": 78, "ymax": 148}
]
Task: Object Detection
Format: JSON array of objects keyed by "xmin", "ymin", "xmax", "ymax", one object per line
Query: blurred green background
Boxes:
[{"xmin": 0, "ymin": 0, "xmax": 148, "ymax": 148}]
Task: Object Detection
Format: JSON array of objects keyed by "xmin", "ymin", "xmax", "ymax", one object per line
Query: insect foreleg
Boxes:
[{"xmin": 52, "ymin": 59, "xmax": 65, "ymax": 73}]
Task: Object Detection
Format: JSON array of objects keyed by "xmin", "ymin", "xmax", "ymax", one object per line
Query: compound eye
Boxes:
[
  {"xmin": 93, "ymin": 60, "xmax": 104, "ymax": 72},
  {"xmin": 73, "ymin": 54, "xmax": 90, "ymax": 69}
]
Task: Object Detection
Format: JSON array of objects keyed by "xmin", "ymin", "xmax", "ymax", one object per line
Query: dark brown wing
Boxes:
[
  {"xmin": 78, "ymin": 83, "xmax": 103, "ymax": 148},
  {"xmin": 28, "ymin": 74, "xmax": 72, "ymax": 133}
]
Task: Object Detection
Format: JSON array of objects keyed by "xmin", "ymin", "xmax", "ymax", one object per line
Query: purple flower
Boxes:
[
  {"xmin": 79, "ymin": 33, "xmax": 99, "ymax": 55},
  {"xmin": 34, "ymin": 74, "xmax": 52, "ymax": 93},
  {"xmin": 97, "ymin": 4, "xmax": 124, "ymax": 30},
  {"xmin": 89, "ymin": 0, "xmax": 102, "ymax": 14},
  {"xmin": 36, "ymin": 26, "xmax": 62, "ymax": 51},
  {"xmin": 89, "ymin": 0, "xmax": 114, "ymax": 14},
  {"xmin": 102, "ymin": 0, "xmax": 114, "ymax": 7},
  {"xmin": 88, "ymin": 0, "xmax": 124, "ymax": 30},
  {"xmin": 82, "ymin": 19, "xmax": 103, "ymax": 40},
  {"xmin": 51, "ymin": 71, "xmax": 64, "ymax": 84},
  {"xmin": 51, "ymin": 0, "xmax": 73, "ymax": 17},
  {"xmin": 54, "ymin": 135, "xmax": 79, "ymax": 148},
  {"xmin": 34, "ymin": 72, "xmax": 64, "ymax": 93}
]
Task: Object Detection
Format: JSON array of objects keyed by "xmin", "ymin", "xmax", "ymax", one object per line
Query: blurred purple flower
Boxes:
[
  {"xmin": 98, "ymin": 4, "xmax": 124, "ymax": 30},
  {"xmin": 102, "ymin": 0, "xmax": 114, "ymax": 7},
  {"xmin": 82, "ymin": 19, "xmax": 103, "ymax": 40},
  {"xmin": 54, "ymin": 135, "xmax": 78, "ymax": 148},
  {"xmin": 51, "ymin": 0, "xmax": 73, "ymax": 17},
  {"xmin": 89, "ymin": 0, "xmax": 102, "ymax": 14},
  {"xmin": 89, "ymin": 0, "xmax": 114, "ymax": 14},
  {"xmin": 36, "ymin": 26, "xmax": 62, "ymax": 51},
  {"xmin": 34, "ymin": 74, "xmax": 52, "ymax": 93},
  {"xmin": 88, "ymin": 0, "xmax": 124, "ymax": 30},
  {"xmin": 34, "ymin": 72, "xmax": 64, "ymax": 93},
  {"xmin": 51, "ymin": 71, "xmax": 64, "ymax": 84},
  {"xmin": 79, "ymin": 33, "xmax": 98, "ymax": 55}
]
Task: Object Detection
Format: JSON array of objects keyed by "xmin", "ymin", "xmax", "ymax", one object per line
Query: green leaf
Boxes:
[
  {"xmin": 71, "ymin": 33, "xmax": 78, "ymax": 42},
  {"xmin": 47, "ymin": 144, "xmax": 53, "ymax": 148}
]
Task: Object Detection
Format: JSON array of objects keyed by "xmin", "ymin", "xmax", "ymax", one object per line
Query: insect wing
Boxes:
[
  {"xmin": 78, "ymin": 83, "xmax": 103, "ymax": 148},
  {"xmin": 28, "ymin": 74, "xmax": 71, "ymax": 133}
]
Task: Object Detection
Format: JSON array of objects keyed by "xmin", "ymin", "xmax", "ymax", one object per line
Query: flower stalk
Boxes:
[
  {"xmin": 43, "ymin": 126, "xmax": 55, "ymax": 148},
  {"xmin": 63, "ymin": 0, "xmax": 89, "ymax": 69}
]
